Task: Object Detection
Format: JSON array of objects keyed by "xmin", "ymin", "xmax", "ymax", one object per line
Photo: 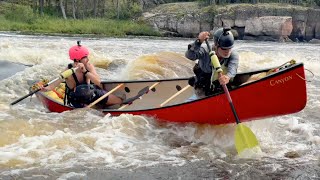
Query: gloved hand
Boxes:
[{"xmin": 188, "ymin": 76, "xmax": 196, "ymax": 87}]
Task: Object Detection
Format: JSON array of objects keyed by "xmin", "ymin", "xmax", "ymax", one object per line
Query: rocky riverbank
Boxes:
[{"xmin": 142, "ymin": 2, "xmax": 320, "ymax": 42}]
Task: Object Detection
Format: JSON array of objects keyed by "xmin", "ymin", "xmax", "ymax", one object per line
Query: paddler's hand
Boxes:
[
  {"xmin": 76, "ymin": 63, "xmax": 87, "ymax": 74},
  {"xmin": 198, "ymin": 31, "xmax": 210, "ymax": 43},
  {"xmin": 31, "ymin": 81, "xmax": 49, "ymax": 92},
  {"xmin": 38, "ymin": 84, "xmax": 51, "ymax": 92},
  {"xmin": 218, "ymin": 75, "xmax": 230, "ymax": 85}
]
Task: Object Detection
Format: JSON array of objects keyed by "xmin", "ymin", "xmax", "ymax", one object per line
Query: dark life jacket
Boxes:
[
  {"xmin": 65, "ymin": 63, "xmax": 95, "ymax": 107},
  {"xmin": 190, "ymin": 63, "xmax": 223, "ymax": 96},
  {"xmin": 68, "ymin": 84, "xmax": 96, "ymax": 105}
]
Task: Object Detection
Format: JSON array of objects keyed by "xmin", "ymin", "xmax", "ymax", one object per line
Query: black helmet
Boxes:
[{"xmin": 213, "ymin": 27, "xmax": 234, "ymax": 49}]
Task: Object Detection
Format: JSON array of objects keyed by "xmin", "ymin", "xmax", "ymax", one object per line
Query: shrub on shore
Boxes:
[{"xmin": 0, "ymin": 3, "xmax": 159, "ymax": 37}]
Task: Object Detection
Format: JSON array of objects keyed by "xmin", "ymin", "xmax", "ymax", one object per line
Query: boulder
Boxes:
[
  {"xmin": 309, "ymin": 38, "xmax": 320, "ymax": 43},
  {"xmin": 234, "ymin": 6, "xmax": 259, "ymax": 27},
  {"xmin": 177, "ymin": 14, "xmax": 201, "ymax": 37},
  {"xmin": 315, "ymin": 23, "xmax": 320, "ymax": 39},
  {"xmin": 244, "ymin": 16, "xmax": 293, "ymax": 41},
  {"xmin": 305, "ymin": 9, "xmax": 320, "ymax": 41},
  {"xmin": 290, "ymin": 20, "xmax": 306, "ymax": 42},
  {"xmin": 142, "ymin": 3, "xmax": 320, "ymax": 40}
]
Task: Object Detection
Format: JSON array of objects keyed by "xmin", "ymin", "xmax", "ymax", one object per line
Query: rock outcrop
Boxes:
[
  {"xmin": 244, "ymin": 16, "xmax": 293, "ymax": 42},
  {"xmin": 142, "ymin": 3, "xmax": 320, "ymax": 42}
]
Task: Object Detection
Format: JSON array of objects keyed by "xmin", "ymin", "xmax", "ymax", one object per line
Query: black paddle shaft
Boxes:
[
  {"xmin": 10, "ymin": 88, "xmax": 41, "ymax": 105},
  {"xmin": 10, "ymin": 78, "xmax": 57, "ymax": 106},
  {"xmin": 10, "ymin": 67, "xmax": 78, "ymax": 106}
]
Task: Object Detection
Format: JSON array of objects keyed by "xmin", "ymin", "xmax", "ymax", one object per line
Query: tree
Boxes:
[
  {"xmin": 72, "ymin": 0, "xmax": 77, "ymax": 19},
  {"xmin": 39, "ymin": 0, "xmax": 44, "ymax": 16},
  {"xmin": 117, "ymin": 0, "xmax": 120, "ymax": 19},
  {"xmin": 33, "ymin": 0, "xmax": 37, "ymax": 13},
  {"xmin": 93, "ymin": 0, "xmax": 98, "ymax": 17},
  {"xmin": 59, "ymin": 0, "xmax": 67, "ymax": 19},
  {"xmin": 101, "ymin": 0, "xmax": 106, "ymax": 17}
]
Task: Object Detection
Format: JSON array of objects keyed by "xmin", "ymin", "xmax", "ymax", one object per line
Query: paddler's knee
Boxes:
[{"xmin": 113, "ymin": 91, "xmax": 126, "ymax": 102}]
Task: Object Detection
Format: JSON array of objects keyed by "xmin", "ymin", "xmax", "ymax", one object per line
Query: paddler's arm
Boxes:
[
  {"xmin": 218, "ymin": 52, "xmax": 239, "ymax": 85},
  {"xmin": 81, "ymin": 62, "xmax": 102, "ymax": 88},
  {"xmin": 225, "ymin": 52, "xmax": 239, "ymax": 79},
  {"xmin": 185, "ymin": 32, "xmax": 210, "ymax": 61}
]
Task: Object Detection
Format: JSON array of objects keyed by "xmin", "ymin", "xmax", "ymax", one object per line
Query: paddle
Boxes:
[
  {"xmin": 205, "ymin": 39, "xmax": 260, "ymax": 154},
  {"xmin": 122, "ymin": 86, "xmax": 150, "ymax": 104},
  {"xmin": 118, "ymin": 82, "xmax": 159, "ymax": 110},
  {"xmin": 87, "ymin": 85, "xmax": 150, "ymax": 109},
  {"xmin": 10, "ymin": 67, "xmax": 78, "ymax": 105}
]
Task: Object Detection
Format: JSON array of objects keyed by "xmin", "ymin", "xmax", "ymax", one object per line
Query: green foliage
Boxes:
[
  {"xmin": 42, "ymin": 5, "xmax": 61, "ymax": 17},
  {"xmin": 118, "ymin": 3, "xmax": 142, "ymax": 19},
  {"xmin": 315, "ymin": 0, "xmax": 320, "ymax": 6},
  {"xmin": 105, "ymin": 2, "xmax": 143, "ymax": 20},
  {"xmin": 4, "ymin": 4, "xmax": 35, "ymax": 23},
  {"xmin": 202, "ymin": 5, "xmax": 217, "ymax": 17},
  {"xmin": 0, "ymin": 15, "xmax": 159, "ymax": 37},
  {"xmin": 130, "ymin": 3, "xmax": 143, "ymax": 17}
]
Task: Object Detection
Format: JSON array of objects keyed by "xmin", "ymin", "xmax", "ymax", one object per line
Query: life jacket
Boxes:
[
  {"xmin": 210, "ymin": 64, "xmax": 228, "ymax": 83},
  {"xmin": 192, "ymin": 60, "xmax": 228, "ymax": 96},
  {"xmin": 65, "ymin": 63, "xmax": 96, "ymax": 107}
]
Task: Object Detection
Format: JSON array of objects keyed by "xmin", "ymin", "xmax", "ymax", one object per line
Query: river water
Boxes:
[{"xmin": 0, "ymin": 33, "xmax": 319, "ymax": 179}]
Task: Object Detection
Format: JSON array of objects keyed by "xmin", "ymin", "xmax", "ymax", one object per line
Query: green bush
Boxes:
[
  {"xmin": 104, "ymin": 2, "xmax": 143, "ymax": 20},
  {"xmin": 130, "ymin": 3, "xmax": 143, "ymax": 17},
  {"xmin": 4, "ymin": 4, "xmax": 35, "ymax": 23}
]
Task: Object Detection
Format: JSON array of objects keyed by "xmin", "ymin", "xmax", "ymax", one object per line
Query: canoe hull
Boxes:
[{"xmin": 36, "ymin": 63, "xmax": 307, "ymax": 125}]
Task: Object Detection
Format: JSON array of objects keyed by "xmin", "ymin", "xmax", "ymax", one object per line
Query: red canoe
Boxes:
[{"xmin": 35, "ymin": 62, "xmax": 307, "ymax": 125}]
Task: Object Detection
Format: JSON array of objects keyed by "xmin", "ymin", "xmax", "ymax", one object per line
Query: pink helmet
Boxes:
[{"xmin": 69, "ymin": 41, "xmax": 89, "ymax": 61}]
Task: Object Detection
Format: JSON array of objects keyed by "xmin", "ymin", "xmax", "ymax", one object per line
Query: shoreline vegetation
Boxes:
[
  {"xmin": 0, "ymin": 15, "xmax": 160, "ymax": 38},
  {"xmin": 0, "ymin": 1, "xmax": 160, "ymax": 38}
]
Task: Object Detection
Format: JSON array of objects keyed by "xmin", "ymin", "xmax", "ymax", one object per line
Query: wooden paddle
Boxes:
[
  {"xmin": 10, "ymin": 67, "xmax": 78, "ymax": 105},
  {"xmin": 205, "ymin": 39, "xmax": 260, "ymax": 154},
  {"xmin": 159, "ymin": 85, "xmax": 191, "ymax": 107}
]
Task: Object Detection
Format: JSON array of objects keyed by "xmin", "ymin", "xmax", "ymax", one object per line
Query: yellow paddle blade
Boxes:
[{"xmin": 234, "ymin": 124, "xmax": 260, "ymax": 154}]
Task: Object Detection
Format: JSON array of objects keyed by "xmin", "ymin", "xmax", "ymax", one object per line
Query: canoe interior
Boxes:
[{"xmin": 100, "ymin": 66, "xmax": 273, "ymax": 110}]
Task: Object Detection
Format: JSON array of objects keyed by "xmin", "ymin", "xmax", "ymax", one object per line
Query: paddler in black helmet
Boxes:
[{"xmin": 185, "ymin": 27, "xmax": 239, "ymax": 100}]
